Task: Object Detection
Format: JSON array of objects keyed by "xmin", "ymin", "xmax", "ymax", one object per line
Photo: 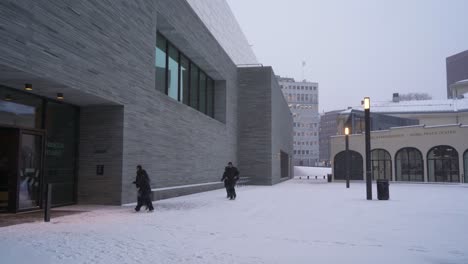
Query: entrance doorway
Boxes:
[
  {"xmin": 0, "ymin": 126, "xmax": 44, "ymax": 212},
  {"xmin": 427, "ymin": 145, "xmax": 459, "ymax": 183},
  {"xmin": 333, "ymin": 150, "xmax": 364, "ymax": 180},
  {"xmin": 280, "ymin": 151, "xmax": 289, "ymax": 178}
]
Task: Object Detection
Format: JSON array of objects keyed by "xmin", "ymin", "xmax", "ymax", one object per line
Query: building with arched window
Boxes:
[{"xmin": 330, "ymin": 124, "xmax": 468, "ymax": 183}]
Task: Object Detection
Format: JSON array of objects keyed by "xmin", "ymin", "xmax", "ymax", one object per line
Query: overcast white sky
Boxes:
[{"xmin": 226, "ymin": 0, "xmax": 468, "ymax": 112}]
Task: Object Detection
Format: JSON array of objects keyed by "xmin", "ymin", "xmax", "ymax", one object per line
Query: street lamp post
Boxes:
[
  {"xmin": 345, "ymin": 127, "xmax": 350, "ymax": 188},
  {"xmin": 364, "ymin": 97, "xmax": 372, "ymax": 200}
]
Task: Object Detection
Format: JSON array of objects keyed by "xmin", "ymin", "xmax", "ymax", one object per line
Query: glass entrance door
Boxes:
[
  {"xmin": 0, "ymin": 127, "xmax": 44, "ymax": 212},
  {"xmin": 0, "ymin": 127, "xmax": 18, "ymax": 212},
  {"xmin": 18, "ymin": 131, "xmax": 43, "ymax": 210}
]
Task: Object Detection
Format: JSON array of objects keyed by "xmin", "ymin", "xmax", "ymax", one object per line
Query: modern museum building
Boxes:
[{"xmin": 0, "ymin": 0, "xmax": 293, "ymax": 213}]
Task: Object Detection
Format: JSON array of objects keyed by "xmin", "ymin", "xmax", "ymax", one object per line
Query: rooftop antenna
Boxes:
[{"xmin": 302, "ymin": 61, "xmax": 306, "ymax": 81}]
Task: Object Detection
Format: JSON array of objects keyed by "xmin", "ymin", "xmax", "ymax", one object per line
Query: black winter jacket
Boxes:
[
  {"xmin": 221, "ymin": 166, "xmax": 240, "ymax": 187},
  {"xmin": 133, "ymin": 169, "xmax": 151, "ymax": 193}
]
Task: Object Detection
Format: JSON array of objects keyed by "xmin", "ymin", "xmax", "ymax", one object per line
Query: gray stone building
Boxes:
[
  {"xmin": 319, "ymin": 110, "xmax": 343, "ymax": 166},
  {"xmin": 446, "ymin": 50, "xmax": 468, "ymax": 98},
  {"xmin": 277, "ymin": 77, "xmax": 320, "ymax": 166},
  {"xmin": 0, "ymin": 0, "xmax": 293, "ymax": 213}
]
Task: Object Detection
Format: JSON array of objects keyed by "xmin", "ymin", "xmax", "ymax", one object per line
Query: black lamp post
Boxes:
[
  {"xmin": 345, "ymin": 127, "xmax": 350, "ymax": 188},
  {"xmin": 364, "ymin": 97, "xmax": 372, "ymax": 200}
]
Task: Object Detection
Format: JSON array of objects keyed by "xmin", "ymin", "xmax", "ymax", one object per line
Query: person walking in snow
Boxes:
[
  {"xmin": 221, "ymin": 162, "xmax": 240, "ymax": 200},
  {"xmin": 133, "ymin": 165, "xmax": 154, "ymax": 212}
]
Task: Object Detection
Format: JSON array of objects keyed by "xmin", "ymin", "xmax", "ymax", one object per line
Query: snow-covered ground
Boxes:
[{"xmin": 1, "ymin": 180, "xmax": 468, "ymax": 264}]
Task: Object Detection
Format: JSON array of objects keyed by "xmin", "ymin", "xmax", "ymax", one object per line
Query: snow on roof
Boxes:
[
  {"xmin": 454, "ymin": 79, "xmax": 468, "ymax": 85},
  {"xmin": 340, "ymin": 97, "xmax": 468, "ymax": 115}
]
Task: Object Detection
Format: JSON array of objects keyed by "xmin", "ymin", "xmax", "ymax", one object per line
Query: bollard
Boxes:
[
  {"xmin": 44, "ymin": 183, "xmax": 52, "ymax": 222},
  {"xmin": 323, "ymin": 175, "xmax": 325, "ymax": 179},
  {"xmin": 315, "ymin": 176, "xmax": 317, "ymax": 179},
  {"xmin": 307, "ymin": 176, "xmax": 309, "ymax": 180},
  {"xmin": 299, "ymin": 177, "xmax": 301, "ymax": 179}
]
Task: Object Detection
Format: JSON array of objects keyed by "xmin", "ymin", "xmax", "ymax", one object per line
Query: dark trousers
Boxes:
[
  {"xmin": 224, "ymin": 183, "xmax": 229, "ymax": 197},
  {"xmin": 135, "ymin": 190, "xmax": 154, "ymax": 211},
  {"xmin": 227, "ymin": 185, "xmax": 236, "ymax": 199}
]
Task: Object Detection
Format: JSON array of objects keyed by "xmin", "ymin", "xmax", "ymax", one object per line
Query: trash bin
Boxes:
[
  {"xmin": 377, "ymin": 179, "xmax": 390, "ymax": 200},
  {"xmin": 327, "ymin": 174, "xmax": 332, "ymax": 183}
]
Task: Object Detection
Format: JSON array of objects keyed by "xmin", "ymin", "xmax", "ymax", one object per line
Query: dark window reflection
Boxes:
[
  {"xmin": 18, "ymin": 133, "xmax": 42, "ymax": 210},
  {"xmin": 395, "ymin": 147, "xmax": 424, "ymax": 182},
  {"xmin": 45, "ymin": 102, "xmax": 78, "ymax": 205},
  {"xmin": 0, "ymin": 87, "xmax": 43, "ymax": 129},
  {"xmin": 371, "ymin": 149, "xmax": 392, "ymax": 180},
  {"xmin": 334, "ymin": 150, "xmax": 364, "ymax": 180},
  {"xmin": 155, "ymin": 34, "xmax": 167, "ymax": 94},
  {"xmin": 427, "ymin": 145, "xmax": 459, "ymax": 182}
]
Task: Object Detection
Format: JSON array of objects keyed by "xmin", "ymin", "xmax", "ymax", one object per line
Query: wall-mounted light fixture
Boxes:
[
  {"xmin": 4, "ymin": 94, "xmax": 13, "ymax": 101},
  {"xmin": 56, "ymin": 93, "xmax": 64, "ymax": 100},
  {"xmin": 24, "ymin": 83, "xmax": 33, "ymax": 91}
]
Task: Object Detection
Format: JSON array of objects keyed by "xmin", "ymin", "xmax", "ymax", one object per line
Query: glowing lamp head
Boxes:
[
  {"xmin": 24, "ymin": 83, "xmax": 33, "ymax": 91},
  {"xmin": 345, "ymin": 127, "xmax": 350, "ymax": 135},
  {"xmin": 363, "ymin": 97, "xmax": 370, "ymax": 110},
  {"xmin": 56, "ymin": 93, "xmax": 64, "ymax": 100}
]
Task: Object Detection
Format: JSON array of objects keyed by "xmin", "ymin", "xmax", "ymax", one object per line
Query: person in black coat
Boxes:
[
  {"xmin": 133, "ymin": 165, "xmax": 154, "ymax": 212},
  {"xmin": 221, "ymin": 162, "xmax": 240, "ymax": 200}
]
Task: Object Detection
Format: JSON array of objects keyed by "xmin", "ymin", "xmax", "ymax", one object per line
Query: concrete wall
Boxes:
[
  {"xmin": 238, "ymin": 67, "xmax": 293, "ymax": 185},
  {"xmin": 78, "ymin": 106, "xmax": 124, "ymax": 204},
  {"xmin": 186, "ymin": 0, "xmax": 257, "ymax": 65},
  {"xmin": 271, "ymin": 73, "xmax": 294, "ymax": 184},
  {"xmin": 238, "ymin": 67, "xmax": 272, "ymax": 185},
  {"xmin": 330, "ymin": 124, "xmax": 468, "ymax": 183},
  {"xmin": 0, "ymin": 0, "xmax": 240, "ymax": 204}
]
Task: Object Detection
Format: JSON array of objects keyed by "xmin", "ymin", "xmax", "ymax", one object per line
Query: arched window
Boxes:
[
  {"xmin": 464, "ymin": 150, "xmax": 468, "ymax": 183},
  {"xmin": 395, "ymin": 148, "xmax": 424, "ymax": 182},
  {"xmin": 371, "ymin": 149, "xmax": 392, "ymax": 180},
  {"xmin": 427, "ymin": 146, "xmax": 459, "ymax": 182},
  {"xmin": 334, "ymin": 150, "xmax": 364, "ymax": 180}
]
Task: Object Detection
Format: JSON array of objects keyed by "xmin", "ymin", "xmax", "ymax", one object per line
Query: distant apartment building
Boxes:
[
  {"xmin": 446, "ymin": 50, "xmax": 468, "ymax": 98},
  {"xmin": 319, "ymin": 110, "xmax": 344, "ymax": 166},
  {"xmin": 278, "ymin": 76, "xmax": 320, "ymax": 166}
]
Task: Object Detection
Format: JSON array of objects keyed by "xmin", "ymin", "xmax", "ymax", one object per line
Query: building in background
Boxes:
[
  {"xmin": 450, "ymin": 79, "xmax": 468, "ymax": 99},
  {"xmin": 337, "ymin": 93, "xmax": 468, "ymax": 131},
  {"xmin": 446, "ymin": 50, "xmax": 468, "ymax": 98},
  {"xmin": 330, "ymin": 124, "xmax": 468, "ymax": 184},
  {"xmin": 319, "ymin": 109, "xmax": 344, "ymax": 166},
  {"xmin": 0, "ymin": 0, "xmax": 293, "ymax": 213},
  {"xmin": 330, "ymin": 94, "xmax": 468, "ymax": 183},
  {"xmin": 337, "ymin": 110, "xmax": 419, "ymax": 136},
  {"xmin": 277, "ymin": 76, "xmax": 320, "ymax": 166}
]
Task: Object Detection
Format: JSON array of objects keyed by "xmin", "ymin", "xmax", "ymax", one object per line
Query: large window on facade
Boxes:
[
  {"xmin": 167, "ymin": 44, "xmax": 179, "ymax": 100},
  {"xmin": 371, "ymin": 149, "xmax": 392, "ymax": 180},
  {"xmin": 395, "ymin": 148, "xmax": 423, "ymax": 182},
  {"xmin": 427, "ymin": 146, "xmax": 459, "ymax": 182},
  {"xmin": 333, "ymin": 150, "xmax": 364, "ymax": 180},
  {"xmin": 207, "ymin": 78, "xmax": 214, "ymax": 118},
  {"xmin": 180, "ymin": 55, "xmax": 190, "ymax": 105},
  {"xmin": 154, "ymin": 32, "xmax": 216, "ymax": 119},
  {"xmin": 155, "ymin": 34, "xmax": 167, "ymax": 94},
  {"xmin": 190, "ymin": 64, "xmax": 199, "ymax": 109},
  {"xmin": 199, "ymin": 72, "xmax": 207, "ymax": 113}
]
